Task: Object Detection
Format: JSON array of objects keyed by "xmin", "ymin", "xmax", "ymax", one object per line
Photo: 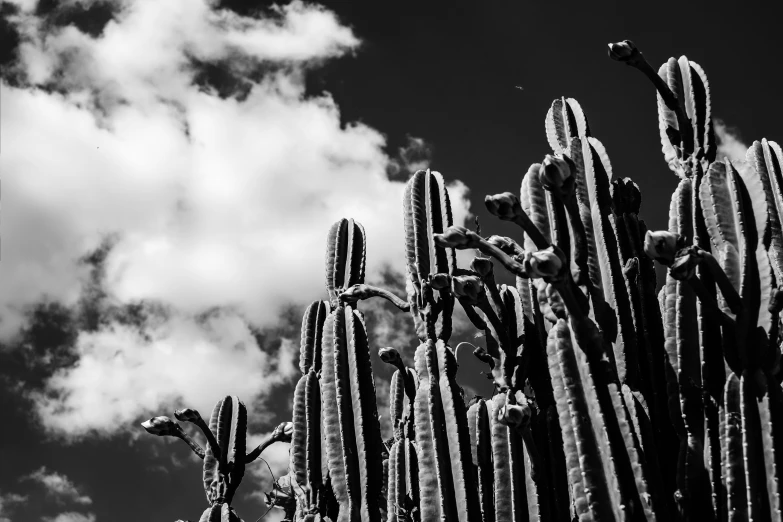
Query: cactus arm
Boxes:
[
  {"xmin": 520, "ymin": 163, "xmax": 553, "ymax": 253},
  {"xmin": 547, "ymin": 319, "xmax": 614, "ymax": 520},
  {"xmin": 741, "ymin": 369, "xmax": 773, "ymax": 521},
  {"xmin": 413, "ymin": 342, "xmax": 444, "ymax": 521},
  {"xmin": 475, "ymin": 400, "xmax": 496, "ymax": 522},
  {"xmin": 326, "ymin": 218, "xmax": 367, "ymax": 306},
  {"xmin": 608, "ymin": 41, "xmax": 692, "ymax": 153},
  {"xmin": 300, "ymin": 300, "xmax": 330, "ymax": 374},
  {"xmin": 291, "ymin": 375, "xmax": 309, "ymax": 487},
  {"xmin": 320, "ymin": 312, "xmax": 350, "ymax": 518},
  {"xmin": 435, "ymin": 341, "xmax": 482, "ymax": 522},
  {"xmin": 245, "ymin": 422, "xmax": 291, "ymax": 464},
  {"xmin": 387, "ymin": 440, "xmax": 399, "ymax": 522},
  {"xmin": 757, "ymin": 369, "xmax": 783, "ymax": 521},
  {"xmin": 748, "ymin": 140, "xmax": 783, "ymax": 283},
  {"xmin": 456, "ymin": 296, "xmax": 490, "ymax": 332},
  {"xmin": 724, "ymin": 373, "xmax": 749, "ymax": 520},
  {"xmin": 340, "ymin": 284, "xmax": 411, "ymax": 312},
  {"xmin": 174, "ymin": 409, "xmax": 221, "ymax": 463},
  {"xmin": 345, "ymin": 307, "xmax": 384, "ymax": 521}
]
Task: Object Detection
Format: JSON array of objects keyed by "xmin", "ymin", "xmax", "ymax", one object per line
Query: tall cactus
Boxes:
[{"xmin": 141, "ymin": 39, "xmax": 783, "ymax": 522}]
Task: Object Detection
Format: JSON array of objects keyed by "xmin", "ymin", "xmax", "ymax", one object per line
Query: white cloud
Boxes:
[
  {"xmin": 2, "ymin": 0, "xmax": 472, "ymax": 437},
  {"xmin": 31, "ymin": 310, "xmax": 299, "ymax": 437},
  {"xmin": 24, "ymin": 467, "xmax": 92, "ymax": 505},
  {"xmin": 0, "ymin": 491, "xmax": 28, "ymax": 522},
  {"xmin": 714, "ymin": 118, "xmax": 749, "ymax": 164},
  {"xmin": 42, "ymin": 513, "xmax": 96, "ymax": 522}
]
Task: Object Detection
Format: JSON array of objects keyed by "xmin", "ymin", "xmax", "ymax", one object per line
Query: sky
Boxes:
[{"xmin": 0, "ymin": 0, "xmax": 780, "ymax": 521}]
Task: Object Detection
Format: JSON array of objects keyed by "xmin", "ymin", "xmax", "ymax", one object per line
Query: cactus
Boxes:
[
  {"xmin": 141, "ymin": 39, "xmax": 783, "ymax": 522},
  {"xmin": 141, "ymin": 400, "xmax": 292, "ymax": 521}
]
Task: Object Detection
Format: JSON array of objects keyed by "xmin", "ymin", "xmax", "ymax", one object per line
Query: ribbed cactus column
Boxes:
[
  {"xmin": 404, "ymin": 169, "xmax": 481, "ymax": 522},
  {"xmin": 381, "ymin": 347, "xmax": 419, "ymax": 522},
  {"xmin": 321, "ymin": 218, "xmax": 385, "ymax": 522},
  {"xmin": 291, "ymin": 300, "xmax": 330, "ymax": 518}
]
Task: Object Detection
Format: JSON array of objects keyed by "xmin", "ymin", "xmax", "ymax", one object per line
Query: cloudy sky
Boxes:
[{"xmin": 0, "ymin": 0, "xmax": 780, "ymax": 521}]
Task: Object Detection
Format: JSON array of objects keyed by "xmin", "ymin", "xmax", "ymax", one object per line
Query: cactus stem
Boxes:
[
  {"xmin": 684, "ymin": 273, "xmax": 737, "ymax": 328},
  {"xmin": 178, "ymin": 413, "xmax": 221, "ymax": 462},
  {"xmin": 178, "ymin": 431, "xmax": 206, "ymax": 460},
  {"xmin": 246, "ymin": 425, "xmax": 289, "ymax": 464},
  {"xmin": 339, "ymin": 284, "xmax": 411, "ymax": 311},
  {"xmin": 611, "ymin": 41, "xmax": 694, "ymax": 150}
]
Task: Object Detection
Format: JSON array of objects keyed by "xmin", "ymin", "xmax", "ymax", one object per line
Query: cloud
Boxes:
[
  {"xmin": 42, "ymin": 513, "xmax": 96, "ymax": 522},
  {"xmin": 1, "ymin": 0, "xmax": 472, "ymax": 437},
  {"xmin": 714, "ymin": 118, "xmax": 749, "ymax": 164},
  {"xmin": 0, "ymin": 491, "xmax": 28, "ymax": 522},
  {"xmin": 24, "ymin": 467, "xmax": 92, "ymax": 506},
  {"xmin": 31, "ymin": 309, "xmax": 299, "ymax": 437}
]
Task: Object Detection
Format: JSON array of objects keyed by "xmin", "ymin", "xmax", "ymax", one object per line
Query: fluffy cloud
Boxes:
[
  {"xmin": 31, "ymin": 310, "xmax": 299, "ymax": 436},
  {"xmin": 714, "ymin": 118, "xmax": 749, "ymax": 163},
  {"xmin": 2, "ymin": 0, "xmax": 471, "ymax": 436},
  {"xmin": 24, "ymin": 467, "xmax": 92, "ymax": 505},
  {"xmin": 42, "ymin": 513, "xmax": 96, "ymax": 522}
]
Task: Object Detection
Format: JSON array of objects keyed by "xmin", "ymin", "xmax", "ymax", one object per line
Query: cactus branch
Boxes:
[
  {"xmin": 339, "ymin": 284, "xmax": 411, "ymax": 311},
  {"xmin": 175, "ymin": 409, "xmax": 222, "ymax": 462},
  {"xmin": 246, "ymin": 422, "xmax": 293, "ymax": 464}
]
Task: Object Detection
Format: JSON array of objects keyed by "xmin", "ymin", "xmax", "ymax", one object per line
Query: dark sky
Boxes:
[{"xmin": 1, "ymin": 1, "xmax": 781, "ymax": 521}]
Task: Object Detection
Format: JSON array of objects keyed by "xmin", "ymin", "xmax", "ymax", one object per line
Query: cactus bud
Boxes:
[
  {"xmin": 470, "ymin": 256, "xmax": 494, "ymax": 278},
  {"xmin": 429, "ymin": 273, "xmax": 451, "ymax": 290},
  {"xmin": 669, "ymin": 247, "xmax": 703, "ymax": 281},
  {"xmin": 434, "ymin": 225, "xmax": 478, "ymax": 249},
  {"xmin": 486, "ymin": 235, "xmax": 521, "ymax": 255},
  {"xmin": 174, "ymin": 408, "xmax": 202, "ymax": 423},
  {"xmin": 611, "ymin": 177, "xmax": 642, "ymax": 215},
  {"xmin": 524, "ymin": 247, "xmax": 564, "ymax": 280},
  {"xmin": 473, "ymin": 345, "xmax": 495, "ymax": 370},
  {"xmin": 141, "ymin": 416, "xmax": 182, "ymax": 437},
  {"xmin": 608, "ymin": 40, "xmax": 638, "ymax": 62},
  {"xmin": 644, "ymin": 230, "xmax": 681, "ymax": 265},
  {"xmin": 498, "ymin": 401, "xmax": 531, "ymax": 431},
  {"xmin": 452, "ymin": 275, "xmax": 483, "ymax": 303},
  {"xmin": 539, "ymin": 154, "xmax": 574, "ymax": 194},
  {"xmin": 485, "ymin": 192, "xmax": 524, "ymax": 221},
  {"xmin": 379, "ymin": 347, "xmax": 402, "ymax": 366},
  {"xmin": 272, "ymin": 421, "xmax": 294, "ymax": 443}
]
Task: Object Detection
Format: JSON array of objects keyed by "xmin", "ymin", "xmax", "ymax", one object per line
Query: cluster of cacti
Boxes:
[{"xmin": 141, "ymin": 39, "xmax": 783, "ymax": 522}]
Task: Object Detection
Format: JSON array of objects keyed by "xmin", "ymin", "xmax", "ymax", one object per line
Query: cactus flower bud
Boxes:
[
  {"xmin": 472, "ymin": 345, "xmax": 495, "ymax": 370},
  {"xmin": 174, "ymin": 408, "xmax": 202, "ymax": 423},
  {"xmin": 434, "ymin": 226, "xmax": 477, "ymax": 249},
  {"xmin": 470, "ymin": 256, "xmax": 493, "ymax": 278},
  {"xmin": 485, "ymin": 192, "xmax": 523, "ymax": 221},
  {"xmin": 644, "ymin": 230, "xmax": 681, "ymax": 265},
  {"xmin": 141, "ymin": 416, "xmax": 182, "ymax": 437},
  {"xmin": 524, "ymin": 247, "xmax": 564, "ymax": 280},
  {"xmin": 452, "ymin": 275, "xmax": 483, "ymax": 303},
  {"xmin": 608, "ymin": 40, "xmax": 638, "ymax": 62},
  {"xmin": 486, "ymin": 235, "xmax": 522, "ymax": 255},
  {"xmin": 498, "ymin": 401, "xmax": 532, "ymax": 430},
  {"xmin": 272, "ymin": 421, "xmax": 294, "ymax": 443},
  {"xmin": 611, "ymin": 177, "xmax": 642, "ymax": 215},
  {"xmin": 429, "ymin": 273, "xmax": 451, "ymax": 290},
  {"xmin": 669, "ymin": 247, "xmax": 703, "ymax": 281},
  {"xmin": 378, "ymin": 347, "xmax": 402, "ymax": 365},
  {"xmin": 539, "ymin": 154, "xmax": 574, "ymax": 193}
]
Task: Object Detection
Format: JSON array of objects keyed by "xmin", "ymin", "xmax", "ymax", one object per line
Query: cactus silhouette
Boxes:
[{"xmin": 142, "ymin": 40, "xmax": 783, "ymax": 522}]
